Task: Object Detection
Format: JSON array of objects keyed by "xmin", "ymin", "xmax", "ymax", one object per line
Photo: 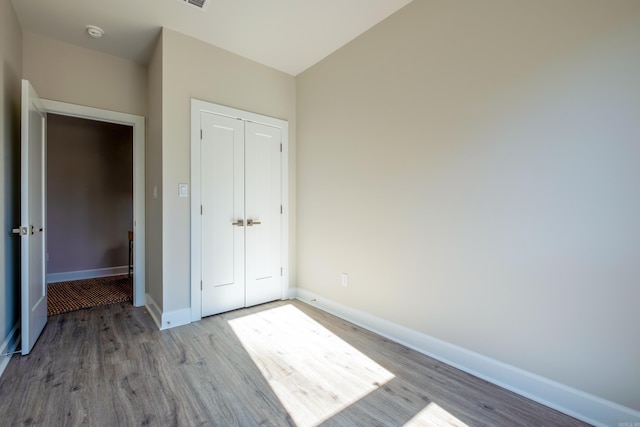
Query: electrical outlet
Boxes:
[{"xmin": 341, "ymin": 273, "xmax": 348, "ymax": 287}]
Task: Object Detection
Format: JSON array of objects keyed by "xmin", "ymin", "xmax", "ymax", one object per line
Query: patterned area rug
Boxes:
[{"xmin": 47, "ymin": 275, "xmax": 133, "ymax": 316}]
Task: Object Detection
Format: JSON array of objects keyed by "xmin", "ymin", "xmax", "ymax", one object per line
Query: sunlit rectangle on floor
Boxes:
[{"xmin": 228, "ymin": 304, "xmax": 395, "ymax": 426}]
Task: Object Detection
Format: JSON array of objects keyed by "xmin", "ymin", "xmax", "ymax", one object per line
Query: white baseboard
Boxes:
[
  {"xmin": 0, "ymin": 323, "xmax": 20, "ymax": 378},
  {"xmin": 145, "ymin": 293, "xmax": 162, "ymax": 329},
  {"xmin": 145, "ymin": 293, "xmax": 191, "ymax": 331},
  {"xmin": 160, "ymin": 307, "xmax": 191, "ymax": 330},
  {"xmin": 295, "ymin": 289, "xmax": 640, "ymax": 427},
  {"xmin": 47, "ymin": 266, "xmax": 129, "ymax": 283}
]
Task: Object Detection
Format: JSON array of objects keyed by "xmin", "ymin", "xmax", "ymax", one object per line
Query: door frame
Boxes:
[
  {"xmin": 190, "ymin": 99, "xmax": 289, "ymax": 322},
  {"xmin": 42, "ymin": 99, "xmax": 146, "ymax": 307}
]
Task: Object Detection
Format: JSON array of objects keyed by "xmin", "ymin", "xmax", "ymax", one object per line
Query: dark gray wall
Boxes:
[{"xmin": 47, "ymin": 114, "xmax": 133, "ymax": 274}]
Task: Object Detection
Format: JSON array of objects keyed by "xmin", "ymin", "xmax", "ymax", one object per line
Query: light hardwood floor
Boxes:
[{"xmin": 0, "ymin": 300, "xmax": 589, "ymax": 426}]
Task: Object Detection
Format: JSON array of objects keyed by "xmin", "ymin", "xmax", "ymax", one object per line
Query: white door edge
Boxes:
[
  {"xmin": 190, "ymin": 99, "xmax": 289, "ymax": 322},
  {"xmin": 41, "ymin": 99, "xmax": 146, "ymax": 307},
  {"xmin": 21, "ymin": 80, "xmax": 47, "ymax": 355}
]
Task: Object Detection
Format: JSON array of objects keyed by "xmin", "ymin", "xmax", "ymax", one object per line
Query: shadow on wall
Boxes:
[{"xmin": 2, "ymin": 59, "xmax": 22, "ymax": 334}]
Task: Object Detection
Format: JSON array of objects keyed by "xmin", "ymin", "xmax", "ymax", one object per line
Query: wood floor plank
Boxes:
[{"xmin": 0, "ymin": 300, "xmax": 590, "ymax": 426}]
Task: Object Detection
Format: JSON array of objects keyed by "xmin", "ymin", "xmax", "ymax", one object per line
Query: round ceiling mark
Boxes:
[{"xmin": 85, "ymin": 25, "xmax": 104, "ymax": 39}]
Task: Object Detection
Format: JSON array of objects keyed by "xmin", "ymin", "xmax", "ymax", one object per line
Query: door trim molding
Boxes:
[
  {"xmin": 41, "ymin": 99, "xmax": 146, "ymax": 307},
  {"xmin": 190, "ymin": 99, "xmax": 289, "ymax": 322}
]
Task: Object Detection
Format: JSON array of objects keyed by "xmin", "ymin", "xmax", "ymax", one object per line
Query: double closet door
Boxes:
[{"xmin": 200, "ymin": 111, "xmax": 283, "ymax": 317}]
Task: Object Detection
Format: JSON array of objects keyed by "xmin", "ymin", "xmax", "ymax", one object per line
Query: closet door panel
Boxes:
[
  {"xmin": 201, "ymin": 112, "xmax": 245, "ymax": 316},
  {"xmin": 245, "ymin": 122, "xmax": 282, "ymax": 307}
]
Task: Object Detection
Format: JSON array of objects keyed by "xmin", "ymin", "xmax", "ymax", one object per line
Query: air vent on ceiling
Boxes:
[{"xmin": 176, "ymin": 0, "xmax": 209, "ymax": 11}]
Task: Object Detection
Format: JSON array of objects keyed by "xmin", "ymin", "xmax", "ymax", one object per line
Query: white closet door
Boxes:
[
  {"xmin": 244, "ymin": 122, "xmax": 282, "ymax": 307},
  {"xmin": 201, "ymin": 112, "xmax": 245, "ymax": 317}
]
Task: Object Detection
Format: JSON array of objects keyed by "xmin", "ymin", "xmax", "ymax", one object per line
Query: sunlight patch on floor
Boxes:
[
  {"xmin": 404, "ymin": 402, "xmax": 469, "ymax": 427},
  {"xmin": 228, "ymin": 304, "xmax": 395, "ymax": 427}
]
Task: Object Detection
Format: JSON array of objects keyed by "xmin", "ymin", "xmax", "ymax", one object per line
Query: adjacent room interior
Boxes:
[{"xmin": 46, "ymin": 114, "xmax": 134, "ymax": 315}]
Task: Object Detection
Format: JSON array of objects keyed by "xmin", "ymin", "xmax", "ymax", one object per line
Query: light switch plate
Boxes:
[{"xmin": 179, "ymin": 183, "xmax": 189, "ymax": 198}]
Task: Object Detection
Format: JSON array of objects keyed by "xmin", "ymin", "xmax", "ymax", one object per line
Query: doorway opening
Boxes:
[
  {"xmin": 41, "ymin": 99, "xmax": 146, "ymax": 309},
  {"xmin": 46, "ymin": 114, "xmax": 133, "ymax": 315}
]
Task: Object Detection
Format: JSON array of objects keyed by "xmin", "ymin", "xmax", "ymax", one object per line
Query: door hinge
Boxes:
[
  {"xmin": 200, "ymin": 129, "xmax": 203, "ymax": 140},
  {"xmin": 201, "ymin": 280, "xmax": 203, "ymax": 290},
  {"xmin": 280, "ymin": 143, "xmax": 282, "ymax": 153},
  {"xmin": 201, "ymin": 205, "xmax": 203, "ymax": 215},
  {"xmin": 280, "ymin": 205, "xmax": 283, "ymax": 214},
  {"xmin": 280, "ymin": 267, "xmax": 283, "ymax": 276}
]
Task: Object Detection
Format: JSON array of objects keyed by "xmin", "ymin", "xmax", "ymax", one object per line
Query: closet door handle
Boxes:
[
  {"xmin": 247, "ymin": 219, "xmax": 261, "ymax": 226},
  {"xmin": 232, "ymin": 219, "xmax": 244, "ymax": 227}
]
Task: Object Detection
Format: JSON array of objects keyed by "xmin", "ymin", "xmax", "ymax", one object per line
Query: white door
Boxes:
[
  {"xmin": 244, "ymin": 122, "xmax": 282, "ymax": 307},
  {"xmin": 201, "ymin": 113, "xmax": 245, "ymax": 317},
  {"xmin": 20, "ymin": 80, "xmax": 47, "ymax": 355},
  {"xmin": 200, "ymin": 113, "xmax": 282, "ymax": 317}
]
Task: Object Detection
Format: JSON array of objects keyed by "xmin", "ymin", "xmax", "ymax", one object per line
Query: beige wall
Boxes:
[
  {"xmin": 159, "ymin": 29, "xmax": 296, "ymax": 313},
  {"xmin": 146, "ymin": 32, "xmax": 163, "ymax": 311},
  {"xmin": 0, "ymin": 0, "xmax": 23, "ymax": 356},
  {"xmin": 297, "ymin": 0, "xmax": 640, "ymax": 411},
  {"xmin": 22, "ymin": 32, "xmax": 147, "ymax": 117}
]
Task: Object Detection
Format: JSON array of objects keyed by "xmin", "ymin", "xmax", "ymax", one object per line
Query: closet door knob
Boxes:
[
  {"xmin": 247, "ymin": 219, "xmax": 261, "ymax": 226},
  {"xmin": 232, "ymin": 219, "xmax": 244, "ymax": 227}
]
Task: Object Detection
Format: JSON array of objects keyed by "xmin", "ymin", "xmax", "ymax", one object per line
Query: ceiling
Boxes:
[{"xmin": 11, "ymin": 0, "xmax": 413, "ymax": 76}]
